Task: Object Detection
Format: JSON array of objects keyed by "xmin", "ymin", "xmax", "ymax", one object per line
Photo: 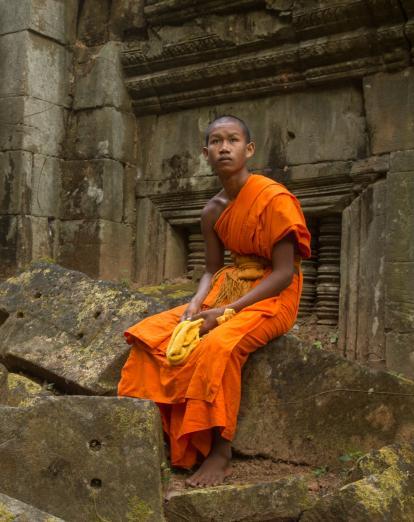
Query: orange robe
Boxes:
[{"xmin": 118, "ymin": 174, "xmax": 311, "ymax": 468}]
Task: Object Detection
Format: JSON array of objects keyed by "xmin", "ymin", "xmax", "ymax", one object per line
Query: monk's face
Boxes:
[{"xmin": 203, "ymin": 121, "xmax": 255, "ymax": 175}]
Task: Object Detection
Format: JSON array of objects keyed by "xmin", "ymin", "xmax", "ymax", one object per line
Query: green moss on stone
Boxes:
[
  {"xmin": 7, "ymin": 373, "xmax": 42, "ymax": 394},
  {"xmin": 108, "ymin": 407, "xmax": 154, "ymax": 439},
  {"xmin": 0, "ymin": 503, "xmax": 14, "ymax": 522},
  {"xmin": 126, "ymin": 496, "xmax": 154, "ymax": 521},
  {"xmin": 118, "ymin": 299, "xmax": 148, "ymax": 317},
  {"xmin": 137, "ymin": 281, "xmax": 195, "ymax": 299}
]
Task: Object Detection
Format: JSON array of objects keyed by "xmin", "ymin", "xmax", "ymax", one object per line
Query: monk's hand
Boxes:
[
  {"xmin": 193, "ymin": 308, "xmax": 225, "ymax": 335},
  {"xmin": 181, "ymin": 300, "xmax": 201, "ymax": 322}
]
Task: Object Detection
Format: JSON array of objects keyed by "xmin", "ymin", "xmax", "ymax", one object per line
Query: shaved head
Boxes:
[{"xmin": 205, "ymin": 115, "xmax": 251, "ymax": 146}]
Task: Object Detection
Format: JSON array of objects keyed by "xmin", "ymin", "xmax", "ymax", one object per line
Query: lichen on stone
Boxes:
[
  {"xmin": 0, "ymin": 503, "xmax": 14, "ymax": 522},
  {"xmin": 126, "ymin": 496, "xmax": 154, "ymax": 521}
]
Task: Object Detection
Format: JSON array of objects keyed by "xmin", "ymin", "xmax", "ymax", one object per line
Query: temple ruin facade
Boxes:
[{"xmin": 1, "ymin": 0, "xmax": 414, "ymax": 378}]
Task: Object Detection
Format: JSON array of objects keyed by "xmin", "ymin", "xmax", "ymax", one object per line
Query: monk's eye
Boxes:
[{"xmin": 210, "ymin": 138, "xmax": 220, "ymax": 145}]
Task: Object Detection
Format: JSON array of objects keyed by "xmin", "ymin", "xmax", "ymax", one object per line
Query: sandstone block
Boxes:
[
  {"xmin": 364, "ymin": 68, "xmax": 414, "ymax": 154},
  {"xmin": 301, "ymin": 443, "xmax": 414, "ymax": 521},
  {"xmin": 109, "ymin": 0, "xmax": 145, "ymax": 39},
  {"xmin": 386, "ymin": 332, "xmax": 414, "ymax": 381},
  {"xmin": 0, "ymin": 97, "xmax": 66, "ymax": 156},
  {"xmin": 62, "ymin": 160, "xmax": 123, "ymax": 222},
  {"xmin": 165, "ymin": 477, "xmax": 313, "ymax": 522},
  {"xmin": 0, "ymin": 151, "xmax": 32, "ymax": 215},
  {"xmin": 0, "ymin": 363, "xmax": 7, "ymax": 404},
  {"xmin": 0, "ymin": 263, "xmax": 172, "ymax": 394},
  {"xmin": 0, "ymin": 31, "xmax": 71, "ymax": 106},
  {"xmin": 74, "ymin": 42, "xmax": 131, "ymax": 111},
  {"xmin": 6, "ymin": 372, "xmax": 52, "ymax": 407},
  {"xmin": 0, "ymin": 396, "xmax": 165, "ymax": 522},
  {"xmin": 58, "ymin": 219, "xmax": 134, "ymax": 281},
  {"xmin": 0, "ymin": 492, "xmax": 65, "ymax": 522},
  {"xmin": 0, "ymin": 0, "xmax": 78, "ymax": 44},
  {"xmin": 77, "ymin": 0, "xmax": 111, "ymax": 46},
  {"xmin": 234, "ymin": 335, "xmax": 414, "ymax": 467},
  {"xmin": 67, "ymin": 107, "xmax": 137, "ymax": 163},
  {"xmin": 390, "ymin": 149, "xmax": 414, "ymax": 172},
  {"xmin": 0, "ymin": 215, "xmax": 18, "ymax": 279}
]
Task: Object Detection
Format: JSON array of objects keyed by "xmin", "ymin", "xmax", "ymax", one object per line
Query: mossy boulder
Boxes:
[
  {"xmin": 0, "ymin": 263, "xmax": 188, "ymax": 394},
  {"xmin": 0, "ymin": 396, "xmax": 165, "ymax": 522},
  {"xmin": 235, "ymin": 335, "xmax": 414, "ymax": 467},
  {"xmin": 301, "ymin": 443, "xmax": 414, "ymax": 521},
  {"xmin": 165, "ymin": 477, "xmax": 314, "ymax": 522},
  {"xmin": 0, "ymin": 493, "xmax": 65, "ymax": 522}
]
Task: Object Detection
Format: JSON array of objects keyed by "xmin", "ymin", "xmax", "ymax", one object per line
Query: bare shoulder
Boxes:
[{"xmin": 201, "ymin": 190, "xmax": 229, "ymax": 226}]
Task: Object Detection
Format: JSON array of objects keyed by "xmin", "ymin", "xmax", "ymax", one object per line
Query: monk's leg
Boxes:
[{"xmin": 185, "ymin": 427, "xmax": 232, "ymax": 487}]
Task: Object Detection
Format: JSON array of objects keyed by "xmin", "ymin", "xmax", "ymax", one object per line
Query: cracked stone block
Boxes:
[
  {"xmin": 73, "ymin": 41, "xmax": 131, "ymax": 111},
  {"xmin": 0, "ymin": 0, "xmax": 78, "ymax": 44},
  {"xmin": 0, "ymin": 31, "xmax": 72, "ymax": 107},
  {"xmin": 0, "ymin": 263, "xmax": 179, "ymax": 394},
  {"xmin": 62, "ymin": 160, "xmax": 123, "ymax": 222},
  {"xmin": 364, "ymin": 69, "xmax": 414, "ymax": 154},
  {"xmin": 0, "ymin": 492, "xmax": 65, "ymax": 522},
  {"xmin": 234, "ymin": 335, "xmax": 414, "ymax": 467},
  {"xmin": 165, "ymin": 477, "xmax": 314, "ymax": 521},
  {"xmin": 0, "ymin": 396, "xmax": 165, "ymax": 522}
]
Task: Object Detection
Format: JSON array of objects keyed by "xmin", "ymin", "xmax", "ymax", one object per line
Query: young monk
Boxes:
[{"xmin": 118, "ymin": 115, "xmax": 311, "ymax": 487}]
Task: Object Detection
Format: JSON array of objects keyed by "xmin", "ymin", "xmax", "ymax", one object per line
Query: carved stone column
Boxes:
[
  {"xmin": 316, "ymin": 215, "xmax": 342, "ymax": 325},
  {"xmin": 298, "ymin": 219, "xmax": 318, "ymax": 319}
]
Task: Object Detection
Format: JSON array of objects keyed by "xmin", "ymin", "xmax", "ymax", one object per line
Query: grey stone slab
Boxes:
[
  {"xmin": 0, "ymin": 150, "xmax": 32, "ymax": 215},
  {"xmin": 0, "ymin": 97, "xmax": 67, "ymax": 156},
  {"xmin": 123, "ymin": 164, "xmax": 138, "ymax": 223},
  {"xmin": 28, "ymin": 155, "xmax": 62, "ymax": 217},
  {"xmin": 61, "ymin": 160, "xmax": 123, "ymax": 222},
  {"xmin": 0, "ymin": 363, "xmax": 7, "ymax": 404},
  {"xmin": 0, "ymin": 262, "xmax": 179, "ymax": 394},
  {"xmin": 0, "ymin": 0, "xmax": 78, "ymax": 45},
  {"xmin": 0, "ymin": 31, "xmax": 71, "ymax": 107},
  {"xmin": 286, "ymin": 161, "xmax": 351, "ymax": 183},
  {"xmin": 0, "ymin": 215, "xmax": 18, "ymax": 279},
  {"xmin": 364, "ymin": 68, "xmax": 414, "ymax": 154},
  {"xmin": 234, "ymin": 335, "xmax": 414, "ymax": 467},
  {"xmin": 0, "ymin": 492, "xmax": 65, "ymax": 522},
  {"xmin": 386, "ymin": 332, "xmax": 414, "ymax": 381},
  {"xmin": 165, "ymin": 477, "xmax": 314, "ymax": 522},
  {"xmin": 355, "ymin": 181, "xmax": 386, "ymax": 366},
  {"xmin": 109, "ymin": 0, "xmax": 145, "ymax": 39},
  {"xmin": 390, "ymin": 149, "xmax": 414, "ymax": 172},
  {"xmin": 73, "ymin": 41, "xmax": 132, "ymax": 111},
  {"xmin": 67, "ymin": 107, "xmax": 137, "ymax": 163},
  {"xmin": 301, "ymin": 443, "xmax": 414, "ymax": 521},
  {"xmin": 58, "ymin": 219, "xmax": 134, "ymax": 281},
  {"xmin": 385, "ymin": 261, "xmax": 414, "ymax": 333},
  {"xmin": 0, "ymin": 396, "xmax": 165, "ymax": 522},
  {"xmin": 77, "ymin": 0, "xmax": 111, "ymax": 46},
  {"xmin": 338, "ymin": 196, "xmax": 360, "ymax": 360}
]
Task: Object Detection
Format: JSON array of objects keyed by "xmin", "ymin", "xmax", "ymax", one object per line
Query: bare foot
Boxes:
[{"xmin": 185, "ymin": 434, "xmax": 232, "ymax": 487}]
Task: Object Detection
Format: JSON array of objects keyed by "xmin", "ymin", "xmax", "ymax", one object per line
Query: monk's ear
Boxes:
[
  {"xmin": 246, "ymin": 141, "xmax": 255, "ymax": 159},
  {"xmin": 202, "ymin": 146, "xmax": 209, "ymax": 161}
]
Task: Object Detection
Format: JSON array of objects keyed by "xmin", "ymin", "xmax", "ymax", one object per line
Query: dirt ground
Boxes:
[
  {"xmin": 167, "ymin": 455, "xmax": 345, "ymax": 498},
  {"xmin": 294, "ymin": 314, "xmax": 341, "ymax": 356}
]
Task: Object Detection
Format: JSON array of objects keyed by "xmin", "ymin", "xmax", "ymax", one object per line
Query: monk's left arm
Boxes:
[{"xmin": 228, "ymin": 233, "xmax": 295, "ymax": 313}]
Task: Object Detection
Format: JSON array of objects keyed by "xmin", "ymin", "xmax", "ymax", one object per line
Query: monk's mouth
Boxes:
[{"xmin": 219, "ymin": 157, "xmax": 232, "ymax": 162}]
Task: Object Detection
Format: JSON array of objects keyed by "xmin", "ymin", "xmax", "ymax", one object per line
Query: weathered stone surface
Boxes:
[
  {"xmin": 0, "ymin": 31, "xmax": 71, "ymax": 107},
  {"xmin": 58, "ymin": 219, "xmax": 134, "ymax": 281},
  {"xmin": 390, "ymin": 149, "xmax": 414, "ymax": 172},
  {"xmin": 77, "ymin": 0, "xmax": 111, "ymax": 46},
  {"xmin": 109, "ymin": 0, "xmax": 145, "ymax": 39},
  {"xmin": 0, "ymin": 363, "xmax": 7, "ymax": 403},
  {"xmin": 0, "ymin": 151, "xmax": 32, "ymax": 215},
  {"xmin": 0, "ymin": 396, "xmax": 165, "ymax": 522},
  {"xmin": 73, "ymin": 42, "xmax": 131, "ymax": 111},
  {"xmin": 234, "ymin": 335, "xmax": 414, "ymax": 467},
  {"xmin": 6, "ymin": 372, "xmax": 52, "ymax": 407},
  {"xmin": 0, "ymin": 215, "xmax": 19, "ymax": 279},
  {"xmin": 165, "ymin": 477, "xmax": 314, "ymax": 522},
  {"xmin": 0, "ymin": 0, "xmax": 78, "ymax": 45},
  {"xmin": 0, "ymin": 97, "xmax": 66, "ymax": 156},
  {"xmin": 62, "ymin": 160, "xmax": 123, "ymax": 222},
  {"xmin": 301, "ymin": 443, "xmax": 414, "ymax": 521},
  {"xmin": 0, "ymin": 263, "xmax": 184, "ymax": 394},
  {"xmin": 0, "ymin": 492, "xmax": 65, "ymax": 522},
  {"xmin": 67, "ymin": 107, "xmax": 137, "ymax": 163},
  {"xmin": 364, "ymin": 69, "xmax": 414, "ymax": 154}
]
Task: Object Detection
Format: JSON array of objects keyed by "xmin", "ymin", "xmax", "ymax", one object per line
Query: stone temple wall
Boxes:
[{"xmin": 0, "ymin": 0, "xmax": 413, "ymax": 378}]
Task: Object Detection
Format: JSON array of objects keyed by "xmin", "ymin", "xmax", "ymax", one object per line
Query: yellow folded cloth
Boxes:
[
  {"xmin": 166, "ymin": 309, "xmax": 236, "ymax": 366},
  {"xmin": 166, "ymin": 318, "xmax": 204, "ymax": 366}
]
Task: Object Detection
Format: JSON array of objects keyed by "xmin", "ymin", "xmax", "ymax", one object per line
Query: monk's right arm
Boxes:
[{"xmin": 181, "ymin": 202, "xmax": 224, "ymax": 320}]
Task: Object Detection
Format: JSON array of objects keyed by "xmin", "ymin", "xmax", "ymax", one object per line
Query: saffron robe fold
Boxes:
[{"xmin": 118, "ymin": 174, "xmax": 311, "ymax": 468}]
